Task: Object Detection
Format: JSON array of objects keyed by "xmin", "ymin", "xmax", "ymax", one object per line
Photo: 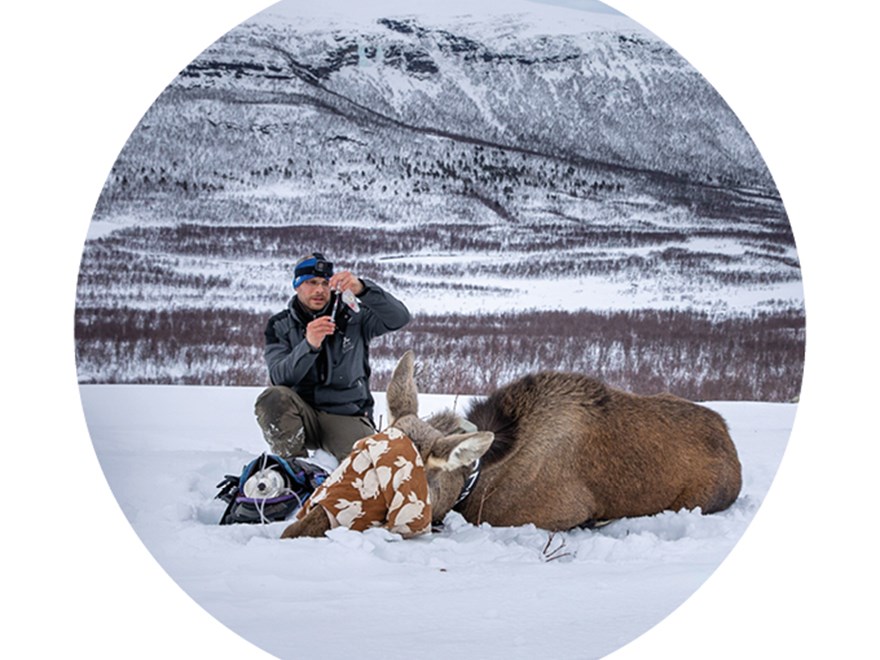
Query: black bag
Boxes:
[{"xmin": 216, "ymin": 453, "xmax": 328, "ymax": 525}]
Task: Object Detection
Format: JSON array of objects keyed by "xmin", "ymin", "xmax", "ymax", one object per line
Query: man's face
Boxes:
[{"xmin": 296, "ymin": 277, "xmax": 331, "ymax": 311}]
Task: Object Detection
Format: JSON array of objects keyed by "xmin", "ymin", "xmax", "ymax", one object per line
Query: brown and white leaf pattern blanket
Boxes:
[{"xmin": 293, "ymin": 427, "xmax": 432, "ymax": 538}]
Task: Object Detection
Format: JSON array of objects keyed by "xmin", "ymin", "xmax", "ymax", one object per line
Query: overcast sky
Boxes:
[{"xmin": 528, "ymin": 0, "xmax": 622, "ymax": 14}]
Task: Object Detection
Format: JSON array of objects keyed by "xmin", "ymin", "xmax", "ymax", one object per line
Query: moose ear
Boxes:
[
  {"xmin": 387, "ymin": 350, "xmax": 419, "ymax": 422},
  {"xmin": 429, "ymin": 432, "xmax": 494, "ymax": 471}
]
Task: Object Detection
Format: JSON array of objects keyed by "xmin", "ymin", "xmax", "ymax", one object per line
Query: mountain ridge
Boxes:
[{"xmin": 173, "ymin": 15, "xmax": 772, "ymax": 190}]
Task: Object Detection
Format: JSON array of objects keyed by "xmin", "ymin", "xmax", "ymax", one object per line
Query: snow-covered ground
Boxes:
[{"xmin": 81, "ymin": 384, "xmax": 793, "ymax": 660}]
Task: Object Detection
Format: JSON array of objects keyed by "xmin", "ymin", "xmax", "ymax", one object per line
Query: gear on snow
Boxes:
[{"xmin": 216, "ymin": 453, "xmax": 328, "ymax": 525}]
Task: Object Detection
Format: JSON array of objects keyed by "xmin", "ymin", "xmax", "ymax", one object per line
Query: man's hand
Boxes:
[
  {"xmin": 329, "ymin": 271, "xmax": 364, "ymax": 296},
  {"xmin": 305, "ymin": 316, "xmax": 336, "ymax": 349}
]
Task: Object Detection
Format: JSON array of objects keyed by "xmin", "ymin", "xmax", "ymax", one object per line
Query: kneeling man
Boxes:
[{"xmin": 255, "ymin": 252, "xmax": 411, "ymax": 460}]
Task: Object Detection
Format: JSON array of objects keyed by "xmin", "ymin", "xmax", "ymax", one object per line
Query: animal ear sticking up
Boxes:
[
  {"xmin": 427, "ymin": 432, "xmax": 495, "ymax": 471},
  {"xmin": 387, "ymin": 350, "xmax": 419, "ymax": 423}
]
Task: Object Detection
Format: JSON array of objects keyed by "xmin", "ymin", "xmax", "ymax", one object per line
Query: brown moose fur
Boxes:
[
  {"xmin": 281, "ymin": 350, "xmax": 742, "ymax": 538},
  {"xmin": 389, "ymin": 350, "xmax": 742, "ymax": 531},
  {"xmin": 281, "ymin": 503, "xmax": 331, "ymax": 539}
]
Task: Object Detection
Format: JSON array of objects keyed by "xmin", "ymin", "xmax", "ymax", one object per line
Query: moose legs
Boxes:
[
  {"xmin": 254, "ymin": 386, "xmax": 375, "ymax": 461},
  {"xmin": 280, "ymin": 503, "xmax": 332, "ymax": 539}
]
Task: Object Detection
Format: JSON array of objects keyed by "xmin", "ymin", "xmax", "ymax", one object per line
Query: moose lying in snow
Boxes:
[{"xmin": 281, "ymin": 351, "xmax": 742, "ymax": 538}]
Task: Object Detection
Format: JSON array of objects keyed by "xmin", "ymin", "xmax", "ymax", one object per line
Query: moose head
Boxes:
[
  {"xmin": 385, "ymin": 350, "xmax": 494, "ymax": 523},
  {"xmin": 280, "ymin": 351, "xmax": 494, "ymax": 538}
]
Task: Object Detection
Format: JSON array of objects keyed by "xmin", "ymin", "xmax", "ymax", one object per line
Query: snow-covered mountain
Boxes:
[
  {"xmin": 76, "ymin": 0, "xmax": 804, "ymax": 400},
  {"xmin": 177, "ymin": 2, "xmax": 770, "ymax": 187}
]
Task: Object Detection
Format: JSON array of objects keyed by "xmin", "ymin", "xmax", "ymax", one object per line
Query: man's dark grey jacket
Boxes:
[{"xmin": 263, "ymin": 279, "xmax": 411, "ymax": 420}]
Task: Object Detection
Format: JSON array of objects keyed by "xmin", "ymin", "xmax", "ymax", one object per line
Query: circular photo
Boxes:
[{"xmin": 75, "ymin": 1, "xmax": 804, "ymax": 658}]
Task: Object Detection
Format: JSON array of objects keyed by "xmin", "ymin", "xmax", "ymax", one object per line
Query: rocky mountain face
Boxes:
[{"xmin": 176, "ymin": 13, "xmax": 772, "ymax": 190}]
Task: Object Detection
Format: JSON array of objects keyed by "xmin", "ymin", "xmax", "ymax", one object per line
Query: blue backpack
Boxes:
[{"xmin": 216, "ymin": 453, "xmax": 328, "ymax": 525}]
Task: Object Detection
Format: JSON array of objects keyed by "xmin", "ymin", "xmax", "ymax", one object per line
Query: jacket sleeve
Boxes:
[
  {"xmin": 264, "ymin": 313, "xmax": 319, "ymax": 387},
  {"xmin": 356, "ymin": 278, "xmax": 412, "ymax": 340}
]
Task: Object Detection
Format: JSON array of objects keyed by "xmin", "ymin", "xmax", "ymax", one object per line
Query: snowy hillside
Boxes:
[
  {"xmin": 81, "ymin": 383, "xmax": 793, "ymax": 660},
  {"xmin": 74, "ymin": 0, "xmax": 804, "ymax": 402}
]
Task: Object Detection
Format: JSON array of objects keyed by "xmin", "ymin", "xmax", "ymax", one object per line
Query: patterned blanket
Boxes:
[{"xmin": 293, "ymin": 427, "xmax": 432, "ymax": 538}]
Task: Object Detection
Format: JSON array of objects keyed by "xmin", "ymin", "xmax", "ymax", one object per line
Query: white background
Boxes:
[{"xmin": 3, "ymin": 1, "xmax": 875, "ymax": 657}]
